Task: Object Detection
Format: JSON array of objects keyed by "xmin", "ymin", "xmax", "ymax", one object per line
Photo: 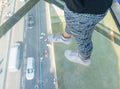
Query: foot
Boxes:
[
  {"xmin": 47, "ymin": 33, "xmax": 72, "ymax": 44},
  {"xmin": 64, "ymin": 50, "xmax": 91, "ymax": 66}
]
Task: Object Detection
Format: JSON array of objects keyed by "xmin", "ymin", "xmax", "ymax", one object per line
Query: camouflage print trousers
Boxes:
[{"xmin": 64, "ymin": 5, "xmax": 106, "ymax": 58}]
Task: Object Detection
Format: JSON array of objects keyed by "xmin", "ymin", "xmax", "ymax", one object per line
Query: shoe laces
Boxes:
[
  {"xmin": 70, "ymin": 51, "xmax": 79, "ymax": 56},
  {"xmin": 69, "ymin": 51, "xmax": 89, "ymax": 62},
  {"xmin": 53, "ymin": 33, "xmax": 62, "ymax": 41}
]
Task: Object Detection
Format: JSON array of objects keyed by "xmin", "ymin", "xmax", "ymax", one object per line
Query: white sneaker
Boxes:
[
  {"xmin": 64, "ymin": 50, "xmax": 91, "ymax": 66},
  {"xmin": 47, "ymin": 33, "xmax": 72, "ymax": 45}
]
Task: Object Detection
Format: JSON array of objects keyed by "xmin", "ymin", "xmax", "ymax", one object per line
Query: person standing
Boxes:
[{"xmin": 48, "ymin": 0, "xmax": 113, "ymax": 66}]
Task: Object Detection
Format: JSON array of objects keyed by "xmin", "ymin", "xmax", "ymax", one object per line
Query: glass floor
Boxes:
[
  {"xmin": 50, "ymin": 4, "xmax": 120, "ymax": 89},
  {"xmin": 0, "ymin": 0, "xmax": 120, "ymax": 89}
]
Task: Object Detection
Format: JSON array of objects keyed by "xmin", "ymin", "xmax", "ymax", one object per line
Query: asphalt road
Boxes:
[
  {"xmin": 0, "ymin": 0, "xmax": 57, "ymax": 89},
  {"xmin": 24, "ymin": 1, "xmax": 57, "ymax": 89},
  {"xmin": 24, "ymin": 3, "xmax": 40, "ymax": 89},
  {"xmin": 36, "ymin": 1, "xmax": 57, "ymax": 89}
]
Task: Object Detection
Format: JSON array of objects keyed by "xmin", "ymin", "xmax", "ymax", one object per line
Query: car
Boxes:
[
  {"xmin": 27, "ymin": 15, "xmax": 35, "ymax": 30},
  {"xmin": 26, "ymin": 57, "xmax": 35, "ymax": 80}
]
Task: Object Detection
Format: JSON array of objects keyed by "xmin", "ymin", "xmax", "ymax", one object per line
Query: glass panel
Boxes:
[
  {"xmin": 0, "ymin": 0, "xmax": 120, "ymax": 89},
  {"xmin": 49, "ymin": 1, "xmax": 120, "ymax": 89}
]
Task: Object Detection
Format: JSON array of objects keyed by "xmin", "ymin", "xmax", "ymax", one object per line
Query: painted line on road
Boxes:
[
  {"xmin": 35, "ymin": 2, "xmax": 41, "ymax": 89},
  {"xmin": 37, "ymin": 1, "xmax": 43, "ymax": 89}
]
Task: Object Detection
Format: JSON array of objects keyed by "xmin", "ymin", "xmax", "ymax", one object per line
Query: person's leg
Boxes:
[
  {"xmin": 47, "ymin": 32, "xmax": 72, "ymax": 44},
  {"xmin": 67, "ymin": 13, "xmax": 105, "ymax": 58},
  {"xmin": 64, "ymin": 5, "xmax": 106, "ymax": 65},
  {"xmin": 47, "ymin": 4, "xmax": 106, "ymax": 65},
  {"xmin": 47, "ymin": 5, "xmax": 73, "ymax": 44},
  {"xmin": 62, "ymin": 31, "xmax": 71, "ymax": 38}
]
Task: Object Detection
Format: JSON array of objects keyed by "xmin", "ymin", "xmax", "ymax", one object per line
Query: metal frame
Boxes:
[{"xmin": 0, "ymin": 0, "xmax": 40, "ymax": 38}]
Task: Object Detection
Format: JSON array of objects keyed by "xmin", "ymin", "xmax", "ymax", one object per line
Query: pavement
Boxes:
[
  {"xmin": 4, "ymin": 0, "xmax": 25, "ymax": 89},
  {"xmin": 0, "ymin": 0, "xmax": 17, "ymax": 89}
]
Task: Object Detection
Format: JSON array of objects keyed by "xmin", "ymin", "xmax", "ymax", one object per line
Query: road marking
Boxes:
[{"xmin": 35, "ymin": 2, "xmax": 40, "ymax": 89}]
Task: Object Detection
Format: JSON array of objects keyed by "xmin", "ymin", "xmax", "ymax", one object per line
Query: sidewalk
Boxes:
[
  {"xmin": 0, "ymin": 0, "xmax": 16, "ymax": 89},
  {"xmin": 5, "ymin": 0, "xmax": 25, "ymax": 89},
  {"xmin": 0, "ymin": 0, "xmax": 25, "ymax": 89}
]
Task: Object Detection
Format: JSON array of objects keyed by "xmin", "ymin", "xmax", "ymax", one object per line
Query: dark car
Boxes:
[{"xmin": 27, "ymin": 15, "xmax": 35, "ymax": 30}]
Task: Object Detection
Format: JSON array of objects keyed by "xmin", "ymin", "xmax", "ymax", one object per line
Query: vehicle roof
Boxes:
[{"xmin": 8, "ymin": 46, "xmax": 19, "ymax": 67}]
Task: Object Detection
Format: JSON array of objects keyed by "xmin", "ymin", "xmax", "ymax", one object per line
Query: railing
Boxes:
[{"xmin": 110, "ymin": 1, "xmax": 120, "ymax": 32}]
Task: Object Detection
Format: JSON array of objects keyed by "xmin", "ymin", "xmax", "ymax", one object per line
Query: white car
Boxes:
[{"xmin": 26, "ymin": 57, "xmax": 35, "ymax": 80}]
